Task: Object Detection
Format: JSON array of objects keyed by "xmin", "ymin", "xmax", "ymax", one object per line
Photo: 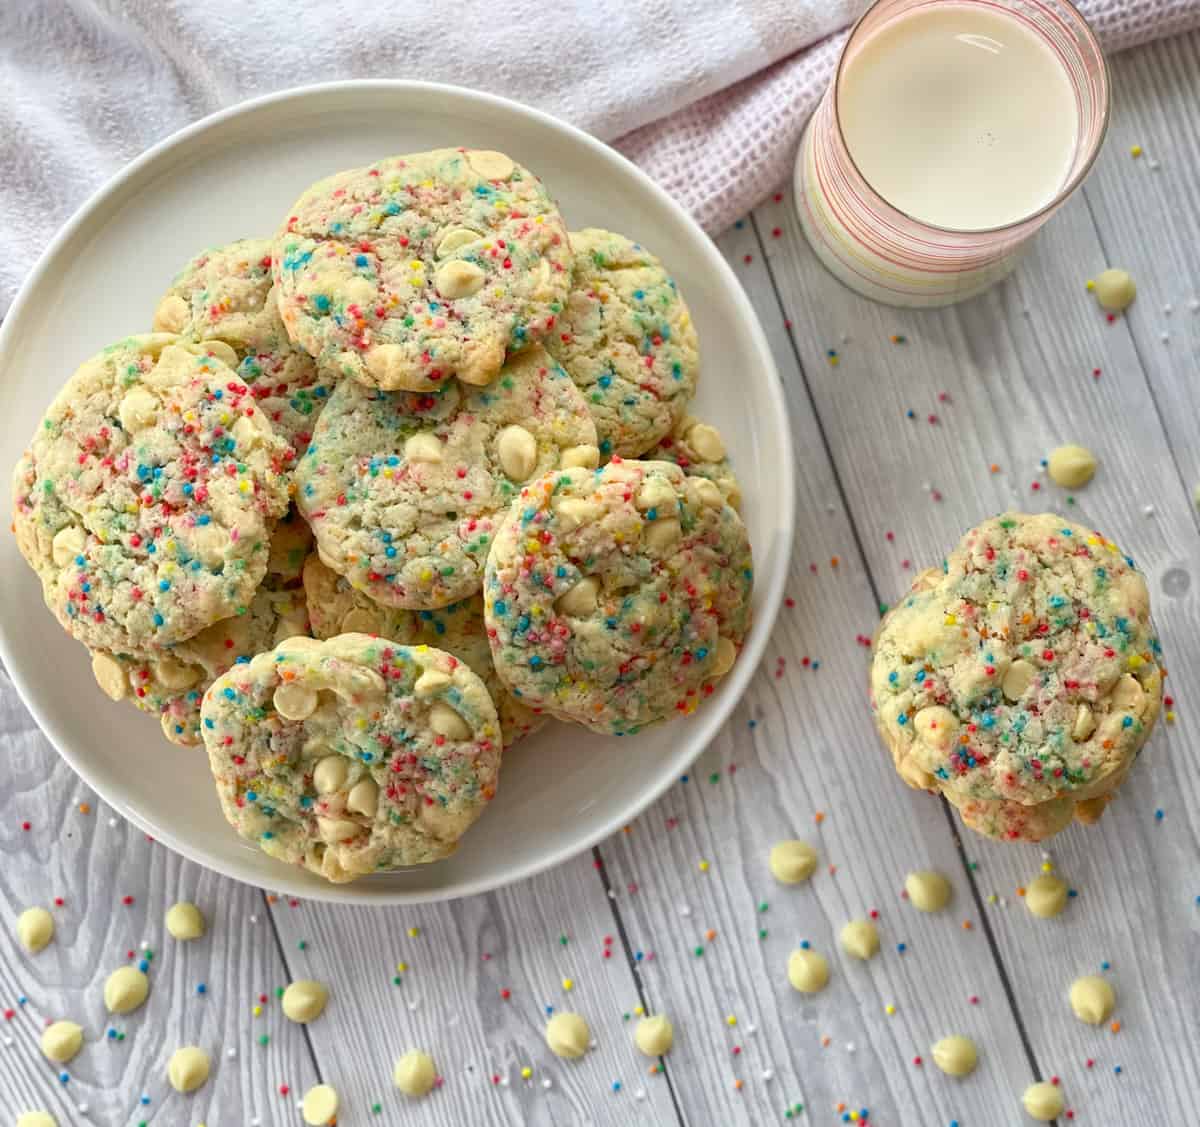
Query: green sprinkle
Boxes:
[
  {"xmin": 393, "ymin": 976, "xmax": 402, "ymax": 986},
  {"xmin": 258, "ymin": 1034, "xmax": 269, "ymax": 1046},
  {"xmin": 298, "ymin": 940, "xmax": 307, "ymax": 951},
  {"xmin": 275, "ymin": 986, "xmax": 285, "ymax": 998},
  {"xmin": 559, "ymin": 934, "xmax": 569, "ymax": 946},
  {"xmin": 758, "ymin": 901, "xmax": 769, "ymax": 912},
  {"xmin": 758, "ymin": 929, "xmax": 768, "ymax": 939},
  {"xmin": 694, "ymin": 945, "xmax": 704, "ymax": 957},
  {"xmin": 709, "ymin": 772, "xmax": 720, "ymax": 784},
  {"xmin": 372, "ymin": 1104, "xmax": 382, "ymax": 1114}
]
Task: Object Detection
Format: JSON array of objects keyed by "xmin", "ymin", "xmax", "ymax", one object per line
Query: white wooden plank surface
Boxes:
[{"xmin": 1, "ymin": 29, "xmax": 1198, "ymax": 1127}]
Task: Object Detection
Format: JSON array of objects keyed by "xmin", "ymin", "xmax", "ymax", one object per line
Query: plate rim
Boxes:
[{"xmin": 0, "ymin": 78, "xmax": 796, "ymax": 904}]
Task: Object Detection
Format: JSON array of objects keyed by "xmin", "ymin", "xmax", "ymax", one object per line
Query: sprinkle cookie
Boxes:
[
  {"xmin": 153, "ymin": 238, "xmax": 334, "ymax": 462},
  {"xmin": 274, "ymin": 148, "xmax": 572, "ymax": 392},
  {"xmin": 302, "ymin": 554, "xmax": 540, "ymax": 747},
  {"xmin": 483, "ymin": 459, "xmax": 753, "ymax": 735},
  {"xmin": 202, "ymin": 634, "xmax": 502, "ymax": 881},
  {"xmin": 871, "ymin": 512, "xmax": 1163, "ymax": 842},
  {"xmin": 649, "ymin": 416, "xmax": 742, "ymax": 512},
  {"xmin": 296, "ymin": 344, "xmax": 597, "ymax": 609},
  {"xmin": 546, "ymin": 228, "xmax": 699, "ymax": 458},
  {"xmin": 12, "ymin": 335, "xmax": 292, "ymax": 652}
]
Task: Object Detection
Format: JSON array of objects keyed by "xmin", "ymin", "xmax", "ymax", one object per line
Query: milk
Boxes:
[{"xmin": 837, "ymin": 5, "xmax": 1078, "ymax": 231}]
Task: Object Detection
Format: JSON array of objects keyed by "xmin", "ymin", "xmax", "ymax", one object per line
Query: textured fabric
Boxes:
[{"xmin": 1, "ymin": 0, "xmax": 1198, "ymax": 314}]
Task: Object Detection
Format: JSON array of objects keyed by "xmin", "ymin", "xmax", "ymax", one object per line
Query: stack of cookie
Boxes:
[{"xmin": 12, "ymin": 148, "xmax": 754, "ymax": 883}]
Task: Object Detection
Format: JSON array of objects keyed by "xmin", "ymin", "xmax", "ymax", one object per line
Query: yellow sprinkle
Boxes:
[
  {"xmin": 521, "ymin": 1067, "xmax": 532, "ymax": 1080},
  {"xmin": 698, "ymin": 860, "xmax": 710, "ymax": 872},
  {"xmin": 396, "ymin": 962, "xmax": 407, "ymax": 973},
  {"xmin": 726, "ymin": 1015, "xmax": 737, "ymax": 1026},
  {"xmin": 252, "ymin": 1005, "xmax": 262, "ymax": 1017},
  {"xmin": 944, "ymin": 614, "xmax": 957, "ymax": 625},
  {"xmin": 1128, "ymin": 654, "xmax": 1144, "ymax": 670},
  {"xmin": 1086, "ymin": 279, "xmax": 1096, "ymax": 291},
  {"xmin": 1130, "ymin": 144, "xmax": 1143, "ymax": 157},
  {"xmin": 1166, "ymin": 710, "xmax": 1176, "ymax": 723},
  {"xmin": 408, "ymin": 927, "xmax": 419, "ymax": 938},
  {"xmin": 885, "ymin": 1004, "xmax": 896, "ymax": 1016},
  {"xmin": 562, "ymin": 977, "xmax": 574, "ymax": 991},
  {"xmin": 1041, "ymin": 861, "xmax": 1053, "ymax": 873},
  {"xmin": 634, "ymin": 1004, "xmax": 644, "ymax": 1016}
]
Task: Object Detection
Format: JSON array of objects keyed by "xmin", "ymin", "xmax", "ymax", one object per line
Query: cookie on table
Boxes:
[
  {"xmin": 546, "ymin": 228, "xmax": 699, "ymax": 458},
  {"xmin": 202, "ymin": 634, "xmax": 502, "ymax": 882},
  {"xmin": 12, "ymin": 336, "xmax": 292, "ymax": 652},
  {"xmin": 649, "ymin": 416, "xmax": 742, "ymax": 512},
  {"xmin": 91, "ymin": 584, "xmax": 310, "ymax": 746},
  {"xmin": 296, "ymin": 345, "xmax": 597, "ymax": 610},
  {"xmin": 153, "ymin": 238, "xmax": 334, "ymax": 462},
  {"xmin": 274, "ymin": 148, "xmax": 572, "ymax": 392},
  {"xmin": 870, "ymin": 512, "xmax": 1163, "ymax": 842},
  {"xmin": 484, "ymin": 459, "xmax": 754, "ymax": 735},
  {"xmin": 302, "ymin": 555, "xmax": 540, "ymax": 748}
]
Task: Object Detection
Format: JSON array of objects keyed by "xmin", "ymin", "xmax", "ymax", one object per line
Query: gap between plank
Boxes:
[
  {"xmin": 745, "ymin": 210, "xmax": 1049, "ymax": 1088},
  {"xmin": 261, "ymin": 888, "xmax": 324, "ymax": 1084},
  {"xmin": 592, "ymin": 846, "xmax": 690, "ymax": 1127}
]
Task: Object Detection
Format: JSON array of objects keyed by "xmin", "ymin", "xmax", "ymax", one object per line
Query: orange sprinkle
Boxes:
[
  {"xmin": 962, "ymin": 920, "xmax": 973, "ymax": 930},
  {"xmin": 78, "ymin": 803, "xmax": 91, "ymax": 815},
  {"xmin": 837, "ymin": 1103, "xmax": 847, "ymax": 1113},
  {"xmin": 989, "ymin": 463, "xmax": 1000, "ymax": 473},
  {"xmin": 734, "ymin": 1079, "xmax": 744, "ymax": 1091},
  {"xmin": 705, "ymin": 929, "xmax": 717, "ymax": 941},
  {"xmin": 814, "ymin": 811, "xmax": 825, "ymax": 824},
  {"xmin": 622, "ymin": 825, "xmax": 632, "ymax": 834},
  {"xmin": 830, "ymin": 556, "xmax": 840, "ymax": 568},
  {"xmin": 267, "ymin": 894, "xmax": 279, "ymax": 904},
  {"xmin": 1111, "ymin": 1021, "xmax": 1121, "ymax": 1034},
  {"xmin": 1016, "ymin": 887, "xmax": 1026, "ymax": 897},
  {"xmin": 822, "ymin": 1036, "xmax": 831, "ymax": 1047}
]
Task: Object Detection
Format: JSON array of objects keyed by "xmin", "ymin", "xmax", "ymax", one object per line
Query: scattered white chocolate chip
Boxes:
[
  {"xmin": 435, "ymin": 228, "xmax": 481, "ymax": 258},
  {"xmin": 545, "ymin": 1012, "xmax": 591, "ymax": 1059},
  {"xmin": 404, "ymin": 432, "xmax": 443, "ymax": 464},
  {"xmin": 688, "ymin": 423, "xmax": 726, "ymax": 462},
  {"xmin": 168, "ymin": 1046, "xmax": 210, "ymax": 1093},
  {"xmin": 1092, "ymin": 267, "xmax": 1136, "ymax": 312},
  {"xmin": 394, "ymin": 1049, "xmax": 437, "ymax": 1097},
  {"xmin": 1022, "ymin": 1080, "xmax": 1064, "ymax": 1121},
  {"xmin": 1002, "ymin": 659, "xmax": 1037, "ymax": 701},
  {"xmin": 787, "ymin": 948, "xmax": 830, "ymax": 994},
  {"xmin": 51, "ymin": 525, "xmax": 86, "ymax": 567},
  {"xmin": 346, "ymin": 777, "xmax": 379, "ymax": 818},
  {"xmin": 691, "ymin": 478, "xmax": 724, "ymax": 509},
  {"xmin": 413, "ymin": 669, "xmax": 452, "ymax": 697},
  {"xmin": 313, "ymin": 755, "xmax": 349, "ymax": 795},
  {"xmin": 633, "ymin": 1014, "xmax": 674, "ymax": 1057},
  {"xmin": 932, "ymin": 1035, "xmax": 978, "ymax": 1076},
  {"xmin": 103, "ymin": 966, "xmax": 149, "ymax": 1014},
  {"xmin": 1072, "ymin": 704, "xmax": 1097, "ymax": 742},
  {"xmin": 711, "ymin": 636, "xmax": 737, "ymax": 677},
  {"xmin": 282, "ymin": 980, "xmax": 328, "ymax": 1024},
  {"xmin": 1025, "ymin": 873, "xmax": 1068, "ymax": 919},
  {"xmin": 555, "ymin": 576, "xmax": 600, "ymax": 618},
  {"xmin": 553, "ymin": 497, "xmax": 602, "ymax": 530},
  {"xmin": 769, "ymin": 840, "xmax": 818, "ymax": 885},
  {"xmin": 429, "ymin": 701, "xmax": 470, "ymax": 740},
  {"xmin": 165, "ymin": 901, "xmax": 206, "ymax": 941},
  {"xmin": 435, "ymin": 259, "xmax": 486, "ymax": 300},
  {"xmin": 840, "ymin": 919, "xmax": 880, "ymax": 960},
  {"xmin": 467, "ymin": 150, "xmax": 515, "ymax": 180},
  {"xmin": 273, "ymin": 681, "xmax": 318, "ymax": 721},
  {"xmin": 496, "ymin": 425, "xmax": 538, "ymax": 482},
  {"xmin": 16, "ymin": 1114, "xmax": 58, "ymax": 1127},
  {"xmin": 560, "ymin": 444, "xmax": 599, "ymax": 470},
  {"xmin": 16, "ymin": 907, "xmax": 54, "ymax": 953},
  {"xmin": 152, "ymin": 293, "xmax": 190, "ymax": 334},
  {"xmin": 1047, "ymin": 444, "xmax": 1098, "ymax": 489},
  {"xmin": 317, "ymin": 816, "xmax": 360, "ymax": 844},
  {"xmin": 41, "ymin": 1021, "xmax": 83, "ymax": 1064},
  {"xmin": 202, "ymin": 340, "xmax": 239, "ymax": 369},
  {"xmin": 636, "ymin": 478, "xmax": 677, "ymax": 513},
  {"xmin": 301, "ymin": 1083, "xmax": 339, "ymax": 1125},
  {"xmin": 644, "ymin": 517, "xmax": 681, "ymax": 552},
  {"xmin": 1069, "ymin": 975, "xmax": 1115, "ymax": 1025},
  {"xmin": 119, "ymin": 386, "xmax": 160, "ymax": 432},
  {"xmin": 905, "ymin": 871, "xmax": 952, "ymax": 913}
]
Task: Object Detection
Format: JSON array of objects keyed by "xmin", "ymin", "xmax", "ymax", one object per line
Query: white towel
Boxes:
[{"xmin": 1, "ymin": 0, "xmax": 1198, "ymax": 314}]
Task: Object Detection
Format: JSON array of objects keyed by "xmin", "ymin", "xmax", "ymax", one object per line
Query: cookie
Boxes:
[
  {"xmin": 91, "ymin": 584, "xmax": 310, "ymax": 746},
  {"xmin": 202, "ymin": 634, "xmax": 502, "ymax": 881},
  {"xmin": 870, "ymin": 513, "xmax": 1163, "ymax": 842},
  {"xmin": 483, "ymin": 459, "xmax": 754, "ymax": 735},
  {"xmin": 274, "ymin": 148, "xmax": 572, "ymax": 392},
  {"xmin": 13, "ymin": 336, "xmax": 292, "ymax": 652},
  {"xmin": 296, "ymin": 344, "xmax": 597, "ymax": 609},
  {"xmin": 649, "ymin": 416, "xmax": 742, "ymax": 511},
  {"xmin": 545, "ymin": 229, "xmax": 699, "ymax": 458},
  {"xmin": 153, "ymin": 239, "xmax": 334, "ymax": 462},
  {"xmin": 267, "ymin": 505, "xmax": 315, "ymax": 584},
  {"xmin": 302, "ymin": 555, "xmax": 540, "ymax": 747}
]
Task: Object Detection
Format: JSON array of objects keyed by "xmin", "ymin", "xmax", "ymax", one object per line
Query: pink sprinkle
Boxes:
[{"xmin": 931, "ymin": 491, "xmax": 943, "ymax": 502}]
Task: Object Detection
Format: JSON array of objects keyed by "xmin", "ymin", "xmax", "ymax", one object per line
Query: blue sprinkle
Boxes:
[
  {"xmin": 800, "ymin": 939, "xmax": 810, "ymax": 949},
  {"xmin": 197, "ymin": 983, "xmax": 207, "ymax": 995},
  {"xmin": 1155, "ymin": 808, "xmax": 1165, "ymax": 820}
]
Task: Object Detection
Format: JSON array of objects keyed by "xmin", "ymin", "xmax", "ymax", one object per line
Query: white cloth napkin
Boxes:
[{"xmin": 1, "ymin": 0, "xmax": 1198, "ymax": 314}]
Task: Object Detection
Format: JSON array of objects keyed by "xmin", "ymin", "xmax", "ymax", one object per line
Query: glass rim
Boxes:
[{"xmin": 830, "ymin": 0, "xmax": 1112, "ymax": 236}]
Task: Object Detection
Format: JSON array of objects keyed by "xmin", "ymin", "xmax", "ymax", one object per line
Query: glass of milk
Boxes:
[{"xmin": 794, "ymin": 0, "xmax": 1110, "ymax": 307}]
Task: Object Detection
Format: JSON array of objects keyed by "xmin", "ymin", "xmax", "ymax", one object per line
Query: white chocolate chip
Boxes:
[
  {"xmin": 41, "ymin": 1021, "xmax": 83, "ymax": 1064},
  {"xmin": 119, "ymin": 387, "xmax": 159, "ymax": 432},
  {"xmin": 405, "ymin": 432, "xmax": 443, "ymax": 464},
  {"xmin": 341, "ymin": 608, "xmax": 383, "ymax": 634},
  {"xmin": 51, "ymin": 525, "xmax": 86, "ymax": 567},
  {"xmin": 913, "ymin": 705, "xmax": 958, "ymax": 752},
  {"xmin": 231, "ymin": 414, "xmax": 263, "ymax": 450},
  {"xmin": 1112, "ymin": 673, "xmax": 1144, "ymax": 709},
  {"xmin": 202, "ymin": 340, "xmax": 239, "ymax": 369},
  {"xmin": 394, "ymin": 1049, "xmax": 437, "ymax": 1097},
  {"xmin": 429, "ymin": 701, "xmax": 470, "ymax": 740},
  {"xmin": 931, "ymin": 1035, "xmax": 978, "ymax": 1076},
  {"xmin": 167, "ymin": 1046, "xmax": 210, "ymax": 1093},
  {"xmin": 560, "ymin": 444, "xmax": 600, "ymax": 470},
  {"xmin": 467, "ymin": 150, "xmax": 515, "ymax": 179},
  {"xmin": 16, "ymin": 907, "xmax": 54, "ymax": 953},
  {"xmin": 435, "ymin": 259, "xmax": 486, "ymax": 300},
  {"xmin": 274, "ymin": 681, "xmax": 318, "ymax": 720},
  {"xmin": 555, "ymin": 576, "xmax": 600, "ymax": 618},
  {"xmin": 15, "ymin": 1112, "xmax": 58, "ymax": 1127},
  {"xmin": 282, "ymin": 980, "xmax": 328, "ymax": 1024},
  {"xmin": 769, "ymin": 840, "xmax": 817, "ymax": 884},
  {"xmin": 644, "ymin": 518, "xmax": 681, "ymax": 552},
  {"xmin": 104, "ymin": 966, "xmax": 149, "ymax": 1014},
  {"xmin": 1025, "ymin": 873, "xmax": 1068, "ymax": 918},
  {"xmin": 636, "ymin": 478, "xmax": 677, "ymax": 513},
  {"xmin": 691, "ymin": 478, "xmax": 724, "ymax": 509},
  {"xmin": 1022, "ymin": 1081, "xmax": 1064, "ymax": 1122},
  {"xmin": 364, "ymin": 343, "xmax": 408, "ymax": 388},
  {"xmin": 152, "ymin": 658, "xmax": 201, "ymax": 691},
  {"xmin": 165, "ymin": 901, "xmax": 206, "ymax": 941},
  {"xmin": 497, "ymin": 425, "xmax": 538, "ymax": 482},
  {"xmin": 530, "ymin": 257, "xmax": 555, "ymax": 301},
  {"xmin": 711, "ymin": 636, "xmax": 737, "ymax": 677},
  {"xmin": 688, "ymin": 423, "xmax": 726, "ymax": 462},
  {"xmin": 840, "ymin": 919, "xmax": 880, "ymax": 960},
  {"xmin": 1093, "ymin": 268, "xmax": 1136, "ymax": 313},
  {"xmin": 302, "ymin": 1083, "xmax": 340, "ymax": 1126},
  {"xmin": 787, "ymin": 948, "xmax": 830, "ymax": 993},
  {"xmin": 1047, "ymin": 444, "xmax": 1097, "ymax": 489},
  {"xmin": 1002, "ymin": 659, "xmax": 1036, "ymax": 701},
  {"xmin": 414, "ymin": 669, "xmax": 452, "ymax": 697},
  {"xmin": 152, "ymin": 294, "xmax": 190, "ymax": 334},
  {"xmin": 905, "ymin": 870, "xmax": 952, "ymax": 912},
  {"xmin": 91, "ymin": 652, "xmax": 128, "ymax": 701},
  {"xmin": 1069, "ymin": 975, "xmax": 1115, "ymax": 1024},
  {"xmin": 317, "ymin": 816, "xmax": 360, "ymax": 844},
  {"xmin": 346, "ymin": 777, "xmax": 379, "ymax": 818},
  {"xmin": 313, "ymin": 755, "xmax": 348, "ymax": 795},
  {"xmin": 1072, "ymin": 704, "xmax": 1097, "ymax": 741},
  {"xmin": 633, "ymin": 1014, "xmax": 674, "ymax": 1057},
  {"xmin": 436, "ymin": 228, "xmax": 482, "ymax": 258},
  {"xmin": 554, "ymin": 497, "xmax": 603, "ymax": 530},
  {"xmin": 545, "ymin": 1012, "xmax": 591, "ymax": 1059}
]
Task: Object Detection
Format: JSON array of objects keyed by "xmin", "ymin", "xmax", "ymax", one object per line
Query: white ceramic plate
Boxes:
[{"xmin": 0, "ymin": 82, "xmax": 794, "ymax": 903}]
